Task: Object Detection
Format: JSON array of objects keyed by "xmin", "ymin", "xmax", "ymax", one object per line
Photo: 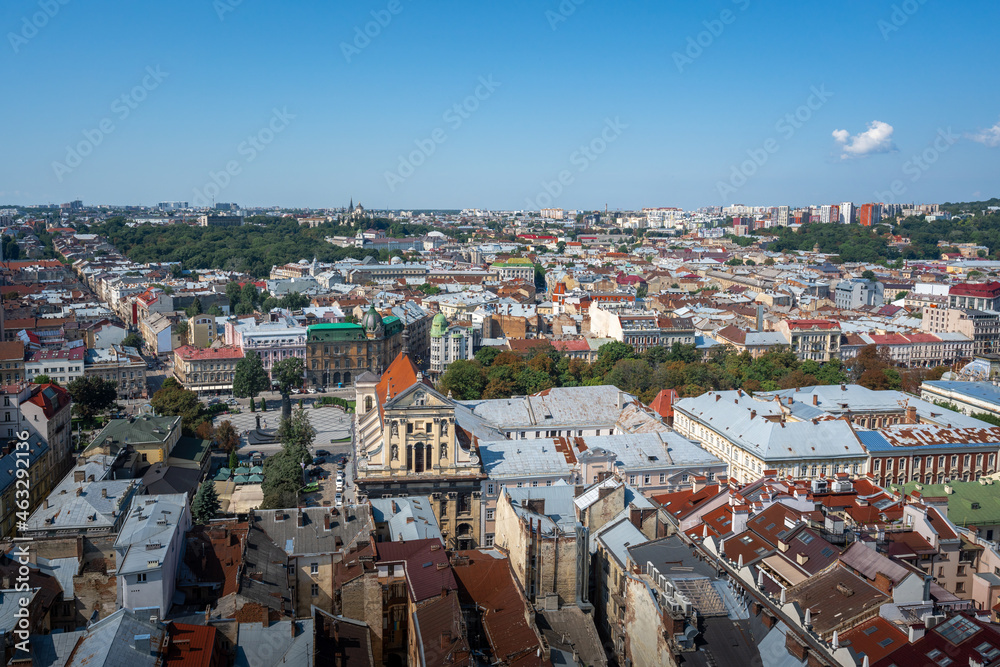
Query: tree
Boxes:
[
  {"xmin": 185, "ymin": 297, "xmax": 203, "ymax": 318},
  {"xmin": 764, "ymin": 258, "xmax": 776, "ymax": 266},
  {"xmin": 228, "ymin": 450, "xmax": 239, "ymax": 470},
  {"xmin": 262, "ymin": 408, "xmax": 315, "ymax": 508},
  {"xmin": 226, "ymin": 281, "xmax": 242, "ymax": 309},
  {"xmin": 191, "ymin": 481, "xmax": 220, "ymax": 524},
  {"xmin": 67, "ymin": 376, "xmax": 118, "ymax": 420},
  {"xmin": 174, "ymin": 320, "xmax": 190, "ymax": 346},
  {"xmin": 475, "ymin": 346, "xmax": 501, "ymax": 367},
  {"xmin": 32, "ymin": 374, "xmax": 57, "ymax": 386},
  {"xmin": 272, "ymin": 357, "xmax": 304, "ymax": 420},
  {"xmin": 216, "ymin": 420, "xmax": 239, "ymax": 453},
  {"xmin": 861, "ymin": 269, "xmax": 877, "ymax": 281},
  {"xmin": 151, "ymin": 382, "xmax": 205, "ymax": 434},
  {"xmin": 439, "ymin": 360, "xmax": 486, "ymax": 400},
  {"xmin": 233, "ymin": 351, "xmax": 269, "ymax": 399},
  {"xmin": 195, "ymin": 420, "xmax": 215, "ymax": 441},
  {"xmin": 260, "ymin": 398, "xmax": 267, "ymax": 411},
  {"xmin": 122, "ymin": 332, "xmax": 143, "ymax": 349}
]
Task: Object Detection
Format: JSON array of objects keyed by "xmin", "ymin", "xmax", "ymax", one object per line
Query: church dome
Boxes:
[
  {"xmin": 430, "ymin": 312, "xmax": 448, "ymax": 338},
  {"xmin": 361, "ymin": 305, "xmax": 384, "ymax": 333}
]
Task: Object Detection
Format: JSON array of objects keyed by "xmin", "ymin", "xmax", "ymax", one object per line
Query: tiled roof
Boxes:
[
  {"xmin": 174, "ymin": 345, "xmax": 244, "ymax": 361},
  {"xmin": 451, "ymin": 551, "xmax": 547, "ymax": 667},
  {"xmin": 375, "ymin": 539, "xmax": 457, "ymax": 603}
]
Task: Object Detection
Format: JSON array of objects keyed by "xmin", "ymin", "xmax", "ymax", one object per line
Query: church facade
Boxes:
[{"xmin": 354, "ymin": 353, "xmax": 484, "ymax": 550}]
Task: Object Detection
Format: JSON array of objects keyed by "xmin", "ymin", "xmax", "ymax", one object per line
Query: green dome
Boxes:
[
  {"xmin": 361, "ymin": 305, "xmax": 384, "ymax": 333},
  {"xmin": 430, "ymin": 312, "xmax": 448, "ymax": 338}
]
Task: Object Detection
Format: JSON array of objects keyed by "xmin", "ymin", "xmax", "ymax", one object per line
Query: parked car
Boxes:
[
  {"xmin": 312, "ymin": 456, "xmax": 325, "ymax": 466},
  {"xmin": 307, "ymin": 387, "xmax": 317, "ymax": 394},
  {"xmin": 336, "ymin": 479, "xmax": 344, "ymax": 492},
  {"xmin": 316, "ymin": 449, "xmax": 331, "ymax": 457}
]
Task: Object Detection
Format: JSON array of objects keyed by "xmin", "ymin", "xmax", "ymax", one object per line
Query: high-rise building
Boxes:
[
  {"xmin": 839, "ymin": 202, "xmax": 855, "ymax": 224},
  {"xmin": 859, "ymin": 203, "xmax": 881, "ymax": 227},
  {"xmin": 776, "ymin": 206, "xmax": 790, "ymax": 226}
]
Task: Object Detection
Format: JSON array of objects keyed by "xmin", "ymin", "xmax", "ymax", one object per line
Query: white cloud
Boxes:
[
  {"xmin": 968, "ymin": 118, "xmax": 1000, "ymax": 147},
  {"xmin": 832, "ymin": 120, "xmax": 897, "ymax": 159}
]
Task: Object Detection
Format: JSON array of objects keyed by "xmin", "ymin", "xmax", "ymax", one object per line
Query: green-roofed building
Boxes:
[
  {"xmin": 84, "ymin": 414, "xmax": 182, "ymax": 464},
  {"xmin": 889, "ymin": 479, "xmax": 1000, "ymax": 540},
  {"xmin": 305, "ymin": 307, "xmax": 404, "ymax": 388}
]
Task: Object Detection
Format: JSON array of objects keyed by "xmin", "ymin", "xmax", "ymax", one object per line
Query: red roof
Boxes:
[
  {"xmin": 24, "ymin": 384, "xmax": 71, "ymax": 418},
  {"xmin": 451, "ymin": 552, "xmax": 548, "ymax": 667},
  {"xmin": 165, "ymin": 623, "xmax": 220, "ymax": 667},
  {"xmin": 950, "ymin": 281, "xmax": 1000, "ymax": 298},
  {"xmin": 648, "ymin": 388, "xmax": 678, "ymax": 420},
  {"xmin": 376, "ymin": 352, "xmax": 423, "ymax": 409},
  {"xmin": 174, "ymin": 345, "xmax": 244, "ymax": 361},
  {"xmin": 839, "ymin": 616, "xmax": 906, "ymax": 665},
  {"xmin": 375, "ymin": 539, "xmax": 457, "ymax": 602},
  {"xmin": 549, "ymin": 339, "xmax": 590, "ymax": 352}
]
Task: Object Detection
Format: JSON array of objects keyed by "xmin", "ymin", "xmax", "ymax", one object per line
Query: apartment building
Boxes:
[
  {"xmin": 173, "ymin": 345, "xmax": 244, "ymax": 396},
  {"xmin": 774, "ymin": 319, "xmax": 841, "ymax": 361}
]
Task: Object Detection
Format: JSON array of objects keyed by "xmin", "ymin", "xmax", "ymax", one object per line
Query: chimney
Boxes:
[
  {"xmin": 812, "ymin": 395, "xmax": 818, "ymax": 406},
  {"xmin": 786, "ymin": 396, "xmax": 793, "ymax": 406},
  {"xmin": 750, "ymin": 410, "xmax": 756, "ymax": 420},
  {"xmin": 324, "ymin": 513, "xmax": 331, "ymax": 530},
  {"xmin": 133, "ymin": 634, "xmax": 151, "ymax": 654},
  {"xmin": 101, "ymin": 488, "xmax": 108, "ymax": 498},
  {"xmin": 908, "ymin": 623, "xmax": 925, "ymax": 643},
  {"xmin": 715, "ymin": 394, "xmax": 721, "ymax": 402},
  {"xmin": 76, "ymin": 487, "xmax": 83, "ymax": 496},
  {"xmin": 905, "ymin": 405, "xmax": 917, "ymax": 424},
  {"xmin": 297, "ymin": 510, "xmax": 305, "ymax": 527},
  {"xmin": 74, "ymin": 470, "xmax": 85, "ymax": 483},
  {"xmin": 44, "ymin": 498, "xmax": 49, "ymax": 509}
]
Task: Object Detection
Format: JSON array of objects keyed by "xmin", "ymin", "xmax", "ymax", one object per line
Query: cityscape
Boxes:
[{"xmin": 4, "ymin": 1, "xmax": 1000, "ymax": 667}]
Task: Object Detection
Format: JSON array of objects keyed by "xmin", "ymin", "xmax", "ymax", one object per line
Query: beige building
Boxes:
[
  {"xmin": 354, "ymin": 353, "xmax": 484, "ymax": 550},
  {"xmin": 173, "ymin": 345, "xmax": 244, "ymax": 396},
  {"xmin": 922, "ymin": 305, "xmax": 1000, "ymax": 356},
  {"xmin": 493, "ymin": 486, "xmax": 583, "ymax": 607},
  {"xmin": 774, "ymin": 318, "xmax": 841, "ymax": 362},
  {"xmin": 84, "ymin": 414, "xmax": 182, "ymax": 465},
  {"xmin": 84, "ymin": 345, "xmax": 147, "ymax": 399},
  {"xmin": 188, "ymin": 314, "xmax": 217, "ymax": 348},
  {"xmin": 0, "ymin": 341, "xmax": 26, "ymax": 384}
]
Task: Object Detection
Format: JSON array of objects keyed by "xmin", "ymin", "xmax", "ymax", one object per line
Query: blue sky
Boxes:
[{"xmin": 2, "ymin": 0, "xmax": 998, "ymax": 210}]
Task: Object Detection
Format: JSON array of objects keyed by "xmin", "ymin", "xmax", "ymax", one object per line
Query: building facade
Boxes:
[
  {"xmin": 172, "ymin": 345, "xmax": 244, "ymax": 396},
  {"xmin": 305, "ymin": 307, "xmax": 403, "ymax": 388},
  {"xmin": 354, "ymin": 354, "xmax": 484, "ymax": 550},
  {"xmin": 428, "ymin": 313, "xmax": 478, "ymax": 377}
]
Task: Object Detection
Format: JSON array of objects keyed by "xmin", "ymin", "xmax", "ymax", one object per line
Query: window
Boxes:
[
  {"xmin": 643, "ymin": 475, "xmax": 650, "ymax": 485},
  {"xmin": 311, "ymin": 583, "xmax": 319, "ymax": 597},
  {"xmin": 486, "ymin": 483, "xmax": 494, "ymax": 495},
  {"xmin": 310, "ymin": 562, "xmax": 318, "ymax": 575},
  {"xmin": 484, "ymin": 534, "xmax": 494, "ymax": 547},
  {"xmin": 659, "ymin": 473, "xmax": 666, "ymax": 484},
  {"xmin": 628, "ymin": 475, "xmax": 636, "ymax": 485},
  {"xmin": 531, "ymin": 480, "xmax": 538, "ymax": 487},
  {"xmin": 136, "ymin": 573, "xmax": 147, "ymax": 583},
  {"xmin": 486, "ymin": 509, "xmax": 494, "ymax": 521}
]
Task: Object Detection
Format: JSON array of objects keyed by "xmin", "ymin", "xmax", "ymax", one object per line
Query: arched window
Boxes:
[{"xmin": 365, "ymin": 396, "xmax": 373, "ymax": 413}]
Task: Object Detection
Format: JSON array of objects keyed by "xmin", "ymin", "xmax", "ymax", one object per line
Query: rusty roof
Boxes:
[{"xmin": 451, "ymin": 551, "xmax": 549, "ymax": 667}]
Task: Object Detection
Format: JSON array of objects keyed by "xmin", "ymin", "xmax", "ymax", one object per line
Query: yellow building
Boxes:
[
  {"xmin": 188, "ymin": 314, "xmax": 217, "ymax": 348},
  {"xmin": 84, "ymin": 414, "xmax": 182, "ymax": 465},
  {"xmin": 354, "ymin": 353, "xmax": 484, "ymax": 550}
]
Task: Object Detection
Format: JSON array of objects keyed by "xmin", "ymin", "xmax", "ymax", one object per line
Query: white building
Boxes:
[
  {"xmin": 839, "ymin": 202, "xmax": 855, "ymax": 224},
  {"xmin": 429, "ymin": 313, "xmax": 479, "ymax": 376},
  {"xmin": 114, "ymin": 493, "xmax": 191, "ymax": 616},
  {"xmin": 25, "ymin": 347, "xmax": 86, "ymax": 385}
]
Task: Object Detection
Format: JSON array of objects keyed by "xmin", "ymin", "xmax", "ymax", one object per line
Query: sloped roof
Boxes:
[
  {"xmin": 451, "ymin": 551, "xmax": 548, "ymax": 667},
  {"xmin": 375, "ymin": 539, "xmax": 457, "ymax": 603}
]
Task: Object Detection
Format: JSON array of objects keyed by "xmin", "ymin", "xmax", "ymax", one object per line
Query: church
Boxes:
[{"xmin": 353, "ymin": 352, "xmax": 484, "ymax": 550}]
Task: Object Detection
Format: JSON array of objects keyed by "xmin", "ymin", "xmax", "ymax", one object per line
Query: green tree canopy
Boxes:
[
  {"xmin": 192, "ymin": 481, "xmax": 220, "ymax": 524},
  {"xmin": 67, "ymin": 376, "xmax": 118, "ymax": 420},
  {"xmin": 438, "ymin": 360, "xmax": 487, "ymax": 400},
  {"xmin": 233, "ymin": 351, "xmax": 269, "ymax": 399},
  {"xmin": 122, "ymin": 332, "xmax": 143, "ymax": 349}
]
